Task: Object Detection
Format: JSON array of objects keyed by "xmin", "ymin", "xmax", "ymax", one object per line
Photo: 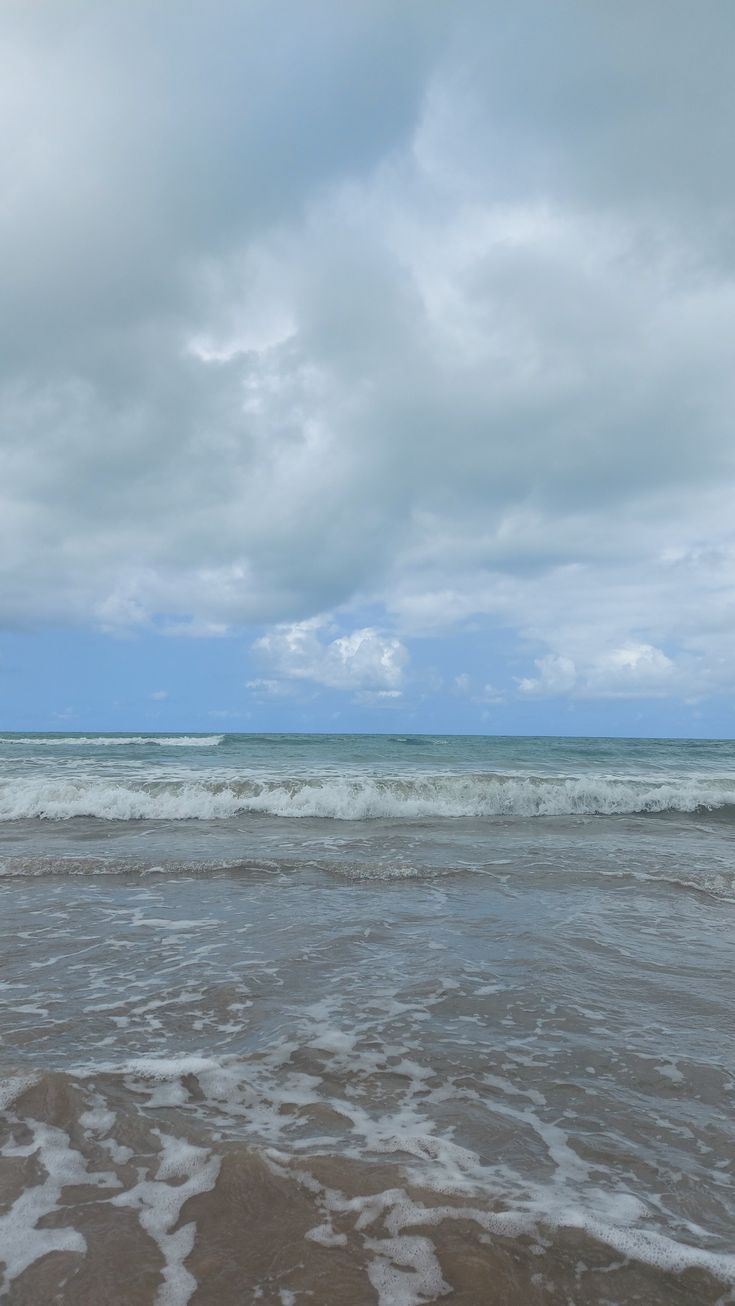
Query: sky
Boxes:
[{"xmin": 1, "ymin": 0, "xmax": 735, "ymax": 736}]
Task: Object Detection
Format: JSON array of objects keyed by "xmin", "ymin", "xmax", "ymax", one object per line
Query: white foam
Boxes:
[
  {"xmin": 0, "ymin": 1119, "xmax": 119, "ymax": 1290},
  {"xmin": 311, "ymin": 1178, "xmax": 735, "ymax": 1294},
  {"xmin": 375, "ymin": 1184, "xmax": 735, "ymax": 1286},
  {"xmin": 111, "ymin": 1130, "xmax": 221, "ymax": 1306},
  {"xmin": 2, "ymin": 770, "xmax": 734, "ymax": 821},
  {"xmin": 0, "ymin": 735, "xmax": 224, "ymax": 747},
  {"xmin": 81, "ymin": 1055, "xmax": 221, "ymax": 1079},
  {"xmin": 78, "ymin": 1105, "xmax": 117, "ymax": 1133},
  {"xmin": 0, "ymin": 1074, "xmax": 39, "ymax": 1109},
  {"xmin": 305, "ymin": 1222, "xmax": 348, "ymax": 1247},
  {"xmin": 78, "ymin": 1101, "xmax": 135, "ymax": 1163},
  {"xmin": 365, "ymin": 1234, "xmax": 451, "ymax": 1306}
]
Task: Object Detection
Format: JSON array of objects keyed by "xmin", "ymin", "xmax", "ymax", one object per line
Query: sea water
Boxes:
[{"xmin": 0, "ymin": 733, "xmax": 733, "ymax": 1303}]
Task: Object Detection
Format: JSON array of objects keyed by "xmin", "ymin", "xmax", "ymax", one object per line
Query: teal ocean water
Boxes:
[{"xmin": 1, "ymin": 734, "xmax": 733, "ymax": 1303}]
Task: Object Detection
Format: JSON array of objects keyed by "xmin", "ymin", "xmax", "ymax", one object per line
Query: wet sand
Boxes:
[{"xmin": 1, "ymin": 1070, "xmax": 729, "ymax": 1305}]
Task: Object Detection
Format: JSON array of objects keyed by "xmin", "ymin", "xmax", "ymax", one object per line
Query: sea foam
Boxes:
[
  {"xmin": 1, "ymin": 771, "xmax": 734, "ymax": 820},
  {"xmin": 0, "ymin": 735, "xmax": 223, "ymax": 747}
]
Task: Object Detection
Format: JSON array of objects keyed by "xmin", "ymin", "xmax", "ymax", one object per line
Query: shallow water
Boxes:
[{"xmin": 0, "ymin": 733, "xmax": 734, "ymax": 1303}]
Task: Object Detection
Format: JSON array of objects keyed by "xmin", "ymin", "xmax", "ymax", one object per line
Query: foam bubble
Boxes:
[
  {"xmin": 0, "ymin": 1074, "xmax": 40, "ymax": 1109},
  {"xmin": 365, "ymin": 1234, "xmax": 451, "ymax": 1306}
]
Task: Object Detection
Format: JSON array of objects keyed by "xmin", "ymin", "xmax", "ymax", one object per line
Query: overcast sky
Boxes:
[{"xmin": 2, "ymin": 1, "xmax": 735, "ymax": 734}]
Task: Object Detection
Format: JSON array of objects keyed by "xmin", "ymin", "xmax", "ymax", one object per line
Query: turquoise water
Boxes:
[{"xmin": 3, "ymin": 729, "xmax": 735, "ymax": 780}]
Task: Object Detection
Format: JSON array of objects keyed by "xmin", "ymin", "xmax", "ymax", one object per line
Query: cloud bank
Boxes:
[{"xmin": 2, "ymin": 1, "xmax": 735, "ymax": 705}]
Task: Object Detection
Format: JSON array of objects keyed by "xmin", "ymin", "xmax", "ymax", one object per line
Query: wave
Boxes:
[
  {"xmin": 1, "ymin": 771, "xmax": 735, "ymax": 821},
  {"xmin": 0, "ymin": 735, "xmax": 224, "ymax": 748},
  {"xmin": 2, "ymin": 853, "xmax": 733, "ymax": 901}
]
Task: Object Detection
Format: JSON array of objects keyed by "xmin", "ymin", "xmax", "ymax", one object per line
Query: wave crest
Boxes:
[
  {"xmin": 1, "ymin": 772, "xmax": 734, "ymax": 821},
  {"xmin": 0, "ymin": 735, "xmax": 224, "ymax": 748}
]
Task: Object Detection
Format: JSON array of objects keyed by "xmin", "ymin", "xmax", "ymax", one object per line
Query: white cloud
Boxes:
[
  {"xmin": 254, "ymin": 620, "xmax": 408, "ymax": 695},
  {"xmin": 245, "ymin": 677, "xmax": 296, "ymax": 700},
  {"xmin": 518, "ymin": 655, "xmax": 578, "ymax": 697},
  {"xmin": 159, "ymin": 619, "xmax": 229, "ymax": 639},
  {"xmin": 519, "ymin": 644, "xmax": 676, "ymax": 699},
  {"xmin": 454, "ymin": 674, "xmax": 505, "ymax": 705},
  {"xmin": 586, "ymin": 644, "xmax": 675, "ymax": 698},
  {"xmin": 149, "ymin": 690, "xmax": 168, "ymax": 701}
]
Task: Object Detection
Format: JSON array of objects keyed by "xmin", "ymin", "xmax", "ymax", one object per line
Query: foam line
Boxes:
[{"xmin": 1, "ymin": 771, "xmax": 734, "ymax": 820}]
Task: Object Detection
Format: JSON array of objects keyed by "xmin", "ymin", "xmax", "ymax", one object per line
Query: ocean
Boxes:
[{"xmin": 0, "ymin": 732, "xmax": 733, "ymax": 1304}]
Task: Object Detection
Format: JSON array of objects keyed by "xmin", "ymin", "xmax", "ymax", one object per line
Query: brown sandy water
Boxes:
[
  {"xmin": 1, "ymin": 842, "xmax": 734, "ymax": 1306},
  {"xmin": 1, "ymin": 1069, "xmax": 728, "ymax": 1306}
]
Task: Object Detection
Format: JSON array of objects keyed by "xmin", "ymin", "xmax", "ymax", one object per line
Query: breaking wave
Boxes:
[
  {"xmin": 1, "ymin": 771, "xmax": 735, "ymax": 821},
  {"xmin": 0, "ymin": 734, "xmax": 224, "ymax": 747}
]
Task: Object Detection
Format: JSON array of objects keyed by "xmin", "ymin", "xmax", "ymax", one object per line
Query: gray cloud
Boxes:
[{"xmin": 2, "ymin": 2, "xmax": 735, "ymax": 702}]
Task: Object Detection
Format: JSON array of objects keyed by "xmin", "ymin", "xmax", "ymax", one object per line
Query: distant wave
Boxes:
[
  {"xmin": 1, "ymin": 771, "xmax": 735, "ymax": 821},
  {"xmin": 0, "ymin": 735, "xmax": 224, "ymax": 748}
]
